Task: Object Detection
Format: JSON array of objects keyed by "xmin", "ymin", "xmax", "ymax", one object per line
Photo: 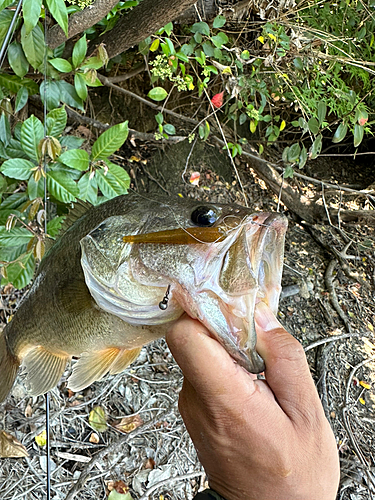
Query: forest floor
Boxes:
[{"xmin": 0, "ymin": 130, "xmax": 375, "ymax": 500}]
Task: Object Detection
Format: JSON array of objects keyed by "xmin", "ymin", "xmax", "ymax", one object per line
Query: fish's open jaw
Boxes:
[{"xmin": 202, "ymin": 212, "xmax": 287, "ymax": 373}]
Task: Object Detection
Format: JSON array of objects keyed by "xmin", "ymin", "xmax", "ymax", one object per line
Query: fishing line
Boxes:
[
  {"xmin": 0, "ymin": 0, "xmax": 23, "ymax": 69},
  {"xmin": 43, "ymin": 8, "xmax": 51, "ymax": 500}
]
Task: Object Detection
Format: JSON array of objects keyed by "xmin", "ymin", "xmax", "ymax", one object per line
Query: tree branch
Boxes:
[
  {"xmin": 47, "ymin": 0, "xmax": 119, "ymax": 49},
  {"xmin": 92, "ymin": 0, "xmax": 197, "ymax": 59}
]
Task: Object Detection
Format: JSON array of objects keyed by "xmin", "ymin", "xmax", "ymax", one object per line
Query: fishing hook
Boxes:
[{"xmin": 159, "ymin": 284, "xmax": 171, "ymax": 310}]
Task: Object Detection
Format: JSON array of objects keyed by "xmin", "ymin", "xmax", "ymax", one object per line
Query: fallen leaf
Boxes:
[
  {"xmin": 211, "ymin": 91, "xmax": 224, "ymax": 108},
  {"xmin": 359, "ymin": 398, "xmax": 365, "ymax": 405},
  {"xmin": 0, "ymin": 430, "xmax": 28, "ymax": 458},
  {"xmin": 89, "ymin": 432, "xmax": 100, "ymax": 444},
  {"xmin": 189, "ymin": 172, "xmax": 200, "ymax": 186},
  {"xmin": 89, "ymin": 406, "xmax": 107, "ymax": 433},
  {"xmin": 144, "ymin": 457, "xmax": 155, "ymax": 469},
  {"xmin": 359, "ymin": 381, "xmax": 371, "ymax": 390},
  {"xmin": 113, "ymin": 414, "xmax": 143, "ymax": 434},
  {"xmin": 35, "ymin": 429, "xmax": 47, "ymax": 447}
]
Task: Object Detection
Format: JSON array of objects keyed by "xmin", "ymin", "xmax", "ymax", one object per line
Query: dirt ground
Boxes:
[{"xmin": 0, "ymin": 137, "xmax": 375, "ymax": 500}]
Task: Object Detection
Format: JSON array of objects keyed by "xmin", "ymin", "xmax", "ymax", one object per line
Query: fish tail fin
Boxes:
[{"xmin": 0, "ymin": 329, "xmax": 20, "ymax": 403}]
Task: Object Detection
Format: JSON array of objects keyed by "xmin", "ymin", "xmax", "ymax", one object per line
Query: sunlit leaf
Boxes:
[
  {"xmin": 21, "ymin": 115, "xmax": 44, "ymax": 162},
  {"xmin": 91, "ymin": 121, "xmax": 129, "ymax": 160},
  {"xmin": 0, "ymin": 430, "xmax": 28, "ymax": 458},
  {"xmin": 147, "ymin": 87, "xmax": 168, "ymax": 101},
  {"xmin": 0, "ymin": 158, "xmax": 34, "ymax": 180}
]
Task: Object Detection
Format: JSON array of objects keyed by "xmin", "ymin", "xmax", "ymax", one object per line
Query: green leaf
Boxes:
[
  {"xmin": 353, "ymin": 124, "xmax": 364, "ymax": 148},
  {"xmin": 148, "ymin": 87, "xmax": 168, "ymax": 101},
  {"xmin": 74, "ymin": 73, "xmax": 88, "ymax": 100},
  {"xmin": 0, "ymin": 112, "xmax": 11, "ymax": 146},
  {"xmin": 60, "ymin": 135, "xmax": 84, "ymax": 150},
  {"xmin": 310, "ymin": 134, "xmax": 322, "ymax": 159},
  {"xmin": 164, "ymin": 21, "xmax": 173, "ymax": 36},
  {"xmin": 8, "ymin": 42, "xmax": 29, "ymax": 78},
  {"xmin": 80, "ymin": 56, "xmax": 103, "ymax": 70},
  {"xmin": 0, "ymin": 73, "xmax": 38, "ymax": 95},
  {"xmin": 58, "ymin": 149, "xmax": 89, "ymax": 170},
  {"xmin": 0, "ymin": 226, "xmax": 34, "ymax": 247},
  {"xmin": 0, "ymin": 0, "xmax": 14, "ymax": 12},
  {"xmin": 287, "ymin": 143, "xmax": 301, "ymax": 162},
  {"xmin": 23, "ymin": 0, "xmax": 42, "ymax": 34},
  {"xmin": 27, "ymin": 175, "xmax": 44, "ymax": 199},
  {"xmin": 5, "ymin": 138, "xmax": 29, "ymax": 160},
  {"xmin": 47, "ymin": 170, "xmax": 79, "ymax": 203},
  {"xmin": 57, "ymin": 80, "xmax": 83, "ymax": 110},
  {"xmin": 107, "ymin": 162, "xmax": 130, "ymax": 190},
  {"xmin": 21, "ymin": 24, "xmax": 45, "ymax": 70},
  {"xmin": 78, "ymin": 172, "xmax": 97, "ymax": 204},
  {"xmin": 15, "ymin": 87, "xmax": 29, "ymax": 113},
  {"xmin": 0, "ymin": 10, "xmax": 13, "ymax": 46},
  {"xmin": 21, "ymin": 115, "xmax": 44, "ymax": 162},
  {"xmin": 0, "ymin": 158, "xmax": 34, "ymax": 180},
  {"xmin": 293, "ymin": 57, "xmax": 303, "ymax": 71},
  {"xmin": 213, "ymin": 15, "xmax": 226, "ymax": 28},
  {"xmin": 91, "ymin": 121, "xmax": 129, "ymax": 160},
  {"xmin": 155, "ymin": 112, "xmax": 163, "ymax": 125},
  {"xmin": 40, "ymin": 79, "xmax": 61, "ymax": 111},
  {"xmin": 317, "ymin": 102, "xmax": 327, "ymax": 125},
  {"xmin": 299, "ymin": 145, "xmax": 307, "ymax": 169},
  {"xmin": 46, "ymin": 106, "xmax": 67, "ymax": 137},
  {"xmin": 0, "ymin": 209, "xmax": 21, "ymax": 225},
  {"xmin": 49, "ymin": 58, "xmax": 72, "ymax": 73},
  {"xmin": 191, "ymin": 22, "xmax": 210, "ymax": 37},
  {"xmin": 46, "ymin": 0, "xmax": 68, "ymax": 36},
  {"xmin": 332, "ymin": 122, "xmax": 347, "ymax": 144},
  {"xmin": 307, "ymin": 117, "xmax": 319, "ymax": 135},
  {"xmin": 3, "ymin": 252, "xmax": 35, "ymax": 290},
  {"xmin": 283, "ymin": 165, "xmax": 294, "ymax": 178},
  {"xmin": 96, "ymin": 168, "xmax": 128, "ymax": 199},
  {"xmin": 72, "ymin": 34, "xmax": 87, "ymax": 68},
  {"xmin": 46, "ymin": 215, "xmax": 65, "ymax": 237},
  {"xmin": 211, "ymin": 32, "xmax": 228, "ymax": 48},
  {"xmin": 163, "ymin": 124, "xmax": 176, "ymax": 135}
]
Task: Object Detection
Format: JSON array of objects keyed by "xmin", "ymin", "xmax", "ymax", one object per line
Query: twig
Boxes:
[
  {"xmin": 304, "ymin": 332, "xmax": 361, "ymax": 352},
  {"xmin": 138, "ymin": 471, "xmax": 205, "ymax": 500},
  {"xmin": 324, "ymin": 259, "xmax": 352, "ymax": 333},
  {"xmin": 64, "ymin": 405, "xmax": 176, "ymax": 500}
]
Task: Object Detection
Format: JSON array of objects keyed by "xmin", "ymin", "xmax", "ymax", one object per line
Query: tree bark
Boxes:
[
  {"xmin": 92, "ymin": 0, "xmax": 197, "ymax": 59},
  {"xmin": 47, "ymin": 0, "xmax": 120, "ymax": 49}
]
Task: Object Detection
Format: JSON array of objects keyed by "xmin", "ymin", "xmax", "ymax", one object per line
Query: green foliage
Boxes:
[{"xmin": 0, "ymin": 103, "xmax": 130, "ymax": 288}]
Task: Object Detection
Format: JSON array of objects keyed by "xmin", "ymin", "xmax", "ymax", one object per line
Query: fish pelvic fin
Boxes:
[
  {"xmin": 23, "ymin": 347, "xmax": 69, "ymax": 397},
  {"xmin": 67, "ymin": 346, "xmax": 142, "ymax": 393},
  {"xmin": 0, "ymin": 329, "xmax": 20, "ymax": 403}
]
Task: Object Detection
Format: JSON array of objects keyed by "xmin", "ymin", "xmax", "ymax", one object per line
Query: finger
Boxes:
[
  {"xmin": 166, "ymin": 315, "xmax": 273, "ymax": 407},
  {"xmin": 254, "ymin": 301, "xmax": 323, "ymax": 423}
]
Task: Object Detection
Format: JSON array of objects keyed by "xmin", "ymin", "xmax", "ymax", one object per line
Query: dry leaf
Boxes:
[
  {"xmin": 144, "ymin": 457, "xmax": 155, "ymax": 469},
  {"xmin": 89, "ymin": 432, "xmax": 100, "ymax": 444},
  {"xmin": 189, "ymin": 172, "xmax": 200, "ymax": 186},
  {"xmin": 25, "ymin": 404, "xmax": 33, "ymax": 418},
  {"xmin": 0, "ymin": 430, "xmax": 28, "ymax": 458},
  {"xmin": 113, "ymin": 414, "xmax": 143, "ymax": 433}
]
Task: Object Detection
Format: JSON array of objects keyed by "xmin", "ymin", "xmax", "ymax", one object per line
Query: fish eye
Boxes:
[{"xmin": 191, "ymin": 206, "xmax": 218, "ymax": 227}]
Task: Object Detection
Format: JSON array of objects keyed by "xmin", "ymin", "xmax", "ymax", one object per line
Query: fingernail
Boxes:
[{"xmin": 255, "ymin": 302, "xmax": 282, "ymax": 332}]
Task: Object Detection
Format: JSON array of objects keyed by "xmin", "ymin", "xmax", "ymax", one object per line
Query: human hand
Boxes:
[{"xmin": 166, "ymin": 302, "xmax": 340, "ymax": 500}]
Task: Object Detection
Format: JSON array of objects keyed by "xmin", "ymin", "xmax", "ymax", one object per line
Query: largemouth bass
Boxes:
[{"xmin": 0, "ymin": 193, "xmax": 287, "ymax": 403}]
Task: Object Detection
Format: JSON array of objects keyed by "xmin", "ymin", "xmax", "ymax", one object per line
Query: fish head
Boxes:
[{"xmin": 80, "ymin": 197, "xmax": 288, "ymax": 373}]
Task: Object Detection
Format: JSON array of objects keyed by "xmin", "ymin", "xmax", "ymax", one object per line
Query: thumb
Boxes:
[{"xmin": 254, "ymin": 301, "xmax": 323, "ymax": 424}]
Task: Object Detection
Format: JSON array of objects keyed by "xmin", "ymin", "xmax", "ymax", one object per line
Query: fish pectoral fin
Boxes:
[
  {"xmin": 109, "ymin": 346, "xmax": 142, "ymax": 375},
  {"xmin": 67, "ymin": 346, "xmax": 142, "ymax": 393},
  {"xmin": 23, "ymin": 347, "xmax": 69, "ymax": 397}
]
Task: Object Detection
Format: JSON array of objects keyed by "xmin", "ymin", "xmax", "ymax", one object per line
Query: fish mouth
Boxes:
[{"xmin": 187, "ymin": 212, "xmax": 288, "ymax": 373}]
